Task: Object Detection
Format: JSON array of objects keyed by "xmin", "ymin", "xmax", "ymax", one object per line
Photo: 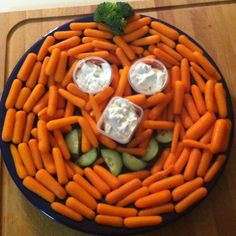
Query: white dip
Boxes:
[
  {"xmin": 102, "ymin": 98, "xmax": 141, "ymax": 143},
  {"xmin": 129, "ymin": 61, "xmax": 167, "ymax": 95},
  {"xmin": 73, "ymin": 58, "xmax": 111, "ymax": 94}
]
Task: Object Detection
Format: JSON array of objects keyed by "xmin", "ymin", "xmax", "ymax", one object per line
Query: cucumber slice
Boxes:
[
  {"xmin": 122, "ymin": 153, "xmax": 147, "ymax": 171},
  {"xmin": 142, "ymin": 138, "xmax": 159, "ymax": 162},
  {"xmin": 65, "ymin": 128, "xmax": 81, "ymax": 157},
  {"xmin": 101, "ymin": 149, "xmax": 123, "ymax": 176},
  {"xmin": 76, "ymin": 148, "xmax": 97, "ymax": 167},
  {"xmin": 156, "ymin": 130, "xmax": 173, "ymax": 143}
]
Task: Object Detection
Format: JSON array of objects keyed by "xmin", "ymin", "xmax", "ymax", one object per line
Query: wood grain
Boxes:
[{"xmin": 1, "ymin": 1, "xmax": 236, "ymax": 236}]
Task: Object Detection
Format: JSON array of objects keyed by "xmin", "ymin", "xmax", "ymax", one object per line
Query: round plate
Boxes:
[{"xmin": 0, "ymin": 14, "xmax": 234, "ymax": 235}]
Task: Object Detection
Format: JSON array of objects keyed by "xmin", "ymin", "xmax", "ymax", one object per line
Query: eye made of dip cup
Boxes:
[
  {"xmin": 73, "ymin": 56, "xmax": 112, "ymax": 94},
  {"xmin": 128, "ymin": 58, "xmax": 169, "ymax": 95},
  {"xmin": 97, "ymin": 97, "xmax": 143, "ymax": 144}
]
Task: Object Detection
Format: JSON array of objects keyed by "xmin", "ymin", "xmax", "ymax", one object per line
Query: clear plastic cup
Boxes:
[
  {"xmin": 73, "ymin": 56, "xmax": 112, "ymax": 94},
  {"xmin": 128, "ymin": 58, "xmax": 169, "ymax": 95},
  {"xmin": 97, "ymin": 97, "xmax": 144, "ymax": 144}
]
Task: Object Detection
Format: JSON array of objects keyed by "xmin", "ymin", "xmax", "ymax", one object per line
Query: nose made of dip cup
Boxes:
[
  {"xmin": 128, "ymin": 58, "xmax": 169, "ymax": 95},
  {"xmin": 73, "ymin": 56, "xmax": 112, "ymax": 94}
]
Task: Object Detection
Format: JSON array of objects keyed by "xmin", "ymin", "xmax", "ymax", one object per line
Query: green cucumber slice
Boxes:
[
  {"xmin": 156, "ymin": 130, "xmax": 173, "ymax": 143},
  {"xmin": 101, "ymin": 149, "xmax": 123, "ymax": 176},
  {"xmin": 122, "ymin": 153, "xmax": 147, "ymax": 171},
  {"xmin": 142, "ymin": 138, "xmax": 159, "ymax": 162},
  {"xmin": 76, "ymin": 148, "xmax": 97, "ymax": 167},
  {"xmin": 65, "ymin": 128, "xmax": 81, "ymax": 157}
]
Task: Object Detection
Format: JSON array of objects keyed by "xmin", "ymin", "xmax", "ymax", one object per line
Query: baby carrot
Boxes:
[
  {"xmin": 36, "ymin": 169, "xmax": 66, "ymax": 199},
  {"xmin": 84, "ymin": 28, "xmax": 112, "ymax": 39},
  {"xmin": 172, "ymin": 177, "xmax": 203, "ymax": 201},
  {"xmin": 124, "ymin": 17, "xmax": 151, "ymax": 34},
  {"xmin": 82, "ymin": 110, "xmax": 99, "ymax": 135},
  {"xmin": 61, "ymin": 60, "xmax": 78, "ymax": 87},
  {"xmin": 23, "ymin": 84, "xmax": 45, "ymax": 113},
  {"xmin": 191, "ymin": 85, "xmax": 207, "ymax": 115},
  {"xmin": 49, "ymin": 36, "xmax": 80, "ymax": 52},
  {"xmin": 95, "ymin": 215, "xmax": 123, "ymax": 227},
  {"xmin": 15, "ymin": 87, "xmax": 31, "ymax": 109},
  {"xmin": 173, "ymin": 81, "xmax": 185, "ymax": 115},
  {"xmin": 176, "ymin": 44, "xmax": 195, "ymax": 62},
  {"xmin": 97, "ymin": 203, "xmax": 137, "ymax": 217},
  {"xmin": 178, "ymin": 35, "xmax": 203, "ymax": 53},
  {"xmin": 142, "ymin": 93, "xmax": 167, "ymax": 109},
  {"xmin": 47, "ymin": 85, "xmax": 58, "ymax": 117},
  {"xmin": 97, "ymin": 22, "xmax": 112, "ymax": 32},
  {"xmin": 5, "ymin": 79, "xmax": 22, "ymax": 109},
  {"xmin": 190, "ymin": 67, "xmax": 206, "ymax": 93},
  {"xmin": 115, "ymin": 47, "xmax": 131, "ymax": 67},
  {"xmin": 123, "ymin": 26, "xmax": 149, "ymax": 42},
  {"xmin": 23, "ymin": 112, "xmax": 35, "ymax": 143},
  {"xmin": 45, "ymin": 48, "xmax": 61, "ymax": 76},
  {"xmin": 54, "ymin": 30, "xmax": 82, "ymax": 40},
  {"xmin": 28, "ymin": 139, "xmax": 43, "ymax": 170},
  {"xmin": 182, "ymin": 140, "xmax": 210, "ymax": 150},
  {"xmin": 84, "ymin": 167, "xmax": 111, "ymax": 196},
  {"xmin": 132, "ymin": 35, "xmax": 160, "ymax": 46},
  {"xmin": 200, "ymin": 124, "xmax": 215, "ymax": 144},
  {"xmin": 12, "ymin": 111, "xmax": 26, "ymax": 144},
  {"xmin": 92, "ymin": 40, "xmax": 117, "ymax": 51},
  {"xmin": 10, "ymin": 144, "xmax": 28, "ymax": 179},
  {"xmin": 151, "ymin": 21, "xmax": 179, "ymax": 40},
  {"xmin": 118, "ymin": 171, "xmax": 150, "ymax": 184},
  {"xmin": 38, "ymin": 57, "xmax": 49, "ymax": 85},
  {"xmin": 76, "ymin": 51, "xmax": 110, "ymax": 60},
  {"xmin": 179, "ymin": 107, "xmax": 193, "ymax": 129},
  {"xmin": 158, "ymin": 43, "xmax": 183, "ymax": 61},
  {"xmin": 31, "ymin": 128, "xmax": 38, "ymax": 138},
  {"xmin": 184, "ymin": 148, "xmax": 202, "ymax": 181},
  {"xmin": 128, "ymin": 129, "xmax": 153, "ymax": 148},
  {"xmin": 116, "ymin": 147, "xmax": 146, "ymax": 156},
  {"xmin": 184, "ymin": 94, "xmax": 200, "ymax": 122},
  {"xmin": 125, "ymin": 94, "xmax": 146, "ymax": 106},
  {"xmin": 214, "ymin": 83, "xmax": 227, "ymax": 118},
  {"xmin": 154, "ymin": 48, "xmax": 179, "ymax": 66},
  {"xmin": 51, "ymin": 202, "xmax": 83, "ymax": 221},
  {"xmin": 32, "ymin": 91, "xmax": 49, "ymax": 114},
  {"xmin": 151, "ymin": 148, "xmax": 170, "ymax": 174},
  {"xmin": 23, "ymin": 176, "xmax": 55, "ymax": 202},
  {"xmin": 2, "ymin": 108, "xmax": 16, "ymax": 142},
  {"xmin": 54, "ymin": 51, "xmax": 68, "ymax": 83},
  {"xmin": 180, "ymin": 58, "xmax": 190, "ymax": 92},
  {"xmin": 98, "ymin": 134, "xmax": 117, "ymax": 149},
  {"xmin": 175, "ymin": 187, "xmax": 207, "ymax": 213},
  {"xmin": 205, "ymin": 80, "xmax": 216, "ymax": 113},
  {"xmin": 93, "ymin": 165, "xmax": 121, "ymax": 190},
  {"xmin": 17, "ymin": 53, "xmax": 37, "ymax": 81},
  {"xmin": 149, "ymin": 29, "xmax": 176, "ymax": 48},
  {"xmin": 37, "ymin": 120, "xmax": 50, "ymax": 153},
  {"xmin": 171, "ymin": 122, "xmax": 181, "ymax": 153},
  {"xmin": 197, "ymin": 150, "xmax": 213, "ymax": 177},
  {"xmin": 67, "ymin": 161, "xmax": 83, "ymax": 175},
  {"xmin": 65, "ymin": 181, "xmax": 97, "ymax": 210},
  {"xmin": 106, "ymin": 178, "xmax": 142, "ymax": 204},
  {"xmin": 82, "ymin": 36, "xmax": 109, "ymax": 43},
  {"xmin": 78, "ymin": 116, "xmax": 98, "ymax": 148},
  {"xmin": 124, "ymin": 216, "xmax": 162, "ymax": 228},
  {"xmin": 185, "ymin": 112, "xmax": 216, "ymax": 140},
  {"xmin": 67, "ymin": 42, "xmax": 93, "ymax": 56},
  {"xmin": 116, "ymin": 187, "xmax": 149, "ymax": 207},
  {"xmin": 73, "ymin": 174, "xmax": 102, "ymax": 200},
  {"xmin": 144, "ymin": 120, "xmax": 175, "ymax": 130},
  {"xmin": 37, "ymin": 36, "xmax": 55, "ymax": 61},
  {"xmin": 40, "ymin": 151, "xmax": 56, "ymax": 174},
  {"xmin": 66, "ymin": 83, "xmax": 89, "ymax": 101},
  {"xmin": 89, "ymin": 93, "xmax": 101, "ymax": 122},
  {"xmin": 149, "ymin": 174, "xmax": 185, "ymax": 193},
  {"xmin": 70, "ymin": 22, "xmax": 97, "ymax": 30},
  {"xmin": 26, "ymin": 61, "xmax": 42, "ymax": 89},
  {"xmin": 53, "ymin": 129, "xmax": 71, "ymax": 160},
  {"xmin": 81, "ymin": 130, "xmax": 91, "ymax": 153},
  {"xmin": 170, "ymin": 66, "xmax": 181, "ymax": 89},
  {"xmin": 204, "ymin": 154, "xmax": 226, "ymax": 183},
  {"xmin": 138, "ymin": 203, "xmax": 174, "ymax": 216}
]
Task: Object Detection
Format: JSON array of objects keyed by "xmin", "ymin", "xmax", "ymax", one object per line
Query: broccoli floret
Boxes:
[{"xmin": 94, "ymin": 2, "xmax": 134, "ymax": 35}]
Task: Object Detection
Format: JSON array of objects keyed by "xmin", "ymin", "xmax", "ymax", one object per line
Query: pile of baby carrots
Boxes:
[{"xmin": 1, "ymin": 13, "xmax": 232, "ymax": 229}]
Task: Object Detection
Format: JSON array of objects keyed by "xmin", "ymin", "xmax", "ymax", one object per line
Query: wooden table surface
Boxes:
[{"xmin": 1, "ymin": 0, "xmax": 236, "ymax": 235}]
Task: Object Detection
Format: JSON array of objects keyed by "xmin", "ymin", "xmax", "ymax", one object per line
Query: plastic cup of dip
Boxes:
[
  {"xmin": 73, "ymin": 56, "xmax": 112, "ymax": 94},
  {"xmin": 128, "ymin": 58, "xmax": 169, "ymax": 95},
  {"xmin": 97, "ymin": 97, "xmax": 144, "ymax": 144}
]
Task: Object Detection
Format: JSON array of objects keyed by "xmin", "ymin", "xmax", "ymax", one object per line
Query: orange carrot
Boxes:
[
  {"xmin": 122, "ymin": 26, "xmax": 149, "ymax": 42},
  {"xmin": 38, "ymin": 56, "xmax": 49, "ymax": 85},
  {"xmin": 171, "ymin": 122, "xmax": 181, "ymax": 153},
  {"xmin": 70, "ymin": 22, "xmax": 97, "ymax": 30},
  {"xmin": 46, "ymin": 85, "xmax": 58, "ymax": 117},
  {"xmin": 115, "ymin": 47, "xmax": 131, "ymax": 67},
  {"xmin": 95, "ymin": 215, "xmax": 123, "ymax": 227},
  {"xmin": 5, "ymin": 79, "xmax": 22, "ymax": 109},
  {"xmin": 67, "ymin": 42, "xmax": 93, "ymax": 56},
  {"xmin": 185, "ymin": 112, "xmax": 216, "ymax": 140},
  {"xmin": 184, "ymin": 148, "xmax": 202, "ymax": 181},
  {"xmin": 124, "ymin": 17, "xmax": 151, "ymax": 34},
  {"xmin": 61, "ymin": 60, "xmax": 78, "ymax": 87},
  {"xmin": 106, "ymin": 52, "xmax": 121, "ymax": 65},
  {"xmin": 149, "ymin": 29, "xmax": 176, "ymax": 48},
  {"xmin": 135, "ymin": 109, "xmax": 150, "ymax": 137},
  {"xmin": 23, "ymin": 112, "xmax": 35, "ymax": 143},
  {"xmin": 197, "ymin": 150, "xmax": 213, "ymax": 177},
  {"xmin": 10, "ymin": 144, "xmax": 28, "ymax": 179},
  {"xmin": 154, "ymin": 48, "xmax": 179, "ymax": 66},
  {"xmin": 40, "ymin": 151, "xmax": 56, "ymax": 174},
  {"xmin": 97, "ymin": 22, "xmax": 112, "ymax": 32},
  {"xmin": 67, "ymin": 161, "xmax": 83, "ymax": 175},
  {"xmin": 81, "ymin": 130, "xmax": 91, "ymax": 153},
  {"xmin": 49, "ymin": 36, "xmax": 80, "ymax": 52},
  {"xmin": 199, "ymin": 123, "xmax": 215, "ymax": 144},
  {"xmin": 84, "ymin": 28, "xmax": 112, "ymax": 39},
  {"xmin": 97, "ymin": 134, "xmax": 117, "ymax": 149},
  {"xmin": 125, "ymin": 94, "xmax": 146, "ymax": 106},
  {"xmin": 175, "ymin": 187, "xmax": 207, "ymax": 213},
  {"xmin": 84, "ymin": 167, "xmax": 111, "ymax": 196},
  {"xmin": 23, "ymin": 84, "xmax": 45, "ymax": 113},
  {"xmin": 26, "ymin": 61, "xmax": 42, "ymax": 89},
  {"xmin": 128, "ymin": 129, "xmax": 153, "ymax": 148},
  {"xmin": 37, "ymin": 36, "xmax": 55, "ymax": 61},
  {"xmin": 111, "ymin": 64, "xmax": 120, "ymax": 91},
  {"xmin": 190, "ymin": 67, "xmax": 206, "ymax": 93},
  {"xmin": 28, "ymin": 139, "xmax": 43, "ymax": 170},
  {"xmin": 178, "ymin": 35, "xmax": 203, "ymax": 53},
  {"xmin": 115, "ymin": 147, "xmax": 146, "ymax": 156},
  {"xmin": 179, "ymin": 107, "xmax": 193, "ymax": 129},
  {"xmin": 176, "ymin": 44, "xmax": 195, "ymax": 62},
  {"xmin": 180, "ymin": 58, "xmax": 190, "ymax": 92},
  {"xmin": 144, "ymin": 120, "xmax": 175, "ymax": 130},
  {"xmin": 158, "ymin": 43, "xmax": 183, "ymax": 61},
  {"xmin": 97, "ymin": 203, "xmax": 137, "ymax": 217},
  {"xmin": 17, "ymin": 53, "xmax": 37, "ymax": 81},
  {"xmin": 30, "ymin": 128, "xmax": 38, "ymax": 139},
  {"xmin": 57, "ymin": 95, "xmax": 65, "ymax": 109},
  {"xmin": 173, "ymin": 81, "xmax": 185, "ymax": 115},
  {"xmin": 214, "ymin": 83, "xmax": 227, "ymax": 118},
  {"xmin": 106, "ymin": 178, "xmax": 142, "ymax": 205},
  {"xmin": 76, "ymin": 50, "xmax": 110, "ymax": 60},
  {"xmin": 32, "ymin": 91, "xmax": 49, "ymax": 114},
  {"xmin": 2, "ymin": 108, "xmax": 16, "ymax": 142},
  {"xmin": 54, "ymin": 30, "xmax": 82, "ymax": 39},
  {"xmin": 54, "ymin": 51, "xmax": 68, "ymax": 83},
  {"xmin": 45, "ymin": 48, "xmax": 61, "ymax": 76},
  {"xmin": 191, "ymin": 85, "xmax": 207, "ymax": 115},
  {"xmin": 12, "ymin": 111, "xmax": 26, "ymax": 144},
  {"xmin": 66, "ymin": 83, "xmax": 89, "ymax": 101},
  {"xmin": 124, "ymin": 216, "xmax": 162, "ymax": 228},
  {"xmin": 138, "ymin": 203, "xmax": 174, "ymax": 216},
  {"xmin": 73, "ymin": 173, "xmax": 102, "ymax": 200},
  {"xmin": 205, "ymin": 80, "xmax": 216, "ymax": 113},
  {"xmin": 142, "ymin": 93, "xmax": 167, "ymax": 109},
  {"xmin": 184, "ymin": 93, "xmax": 200, "ymax": 122},
  {"xmin": 15, "ymin": 87, "xmax": 31, "ymax": 109},
  {"xmin": 117, "ymin": 171, "xmax": 150, "ymax": 184},
  {"xmin": 51, "ymin": 202, "xmax": 83, "ymax": 221},
  {"xmin": 37, "ymin": 120, "xmax": 50, "ymax": 153},
  {"xmin": 182, "ymin": 139, "xmax": 210, "ymax": 150},
  {"xmin": 132, "ymin": 35, "xmax": 160, "ymax": 46},
  {"xmin": 89, "ymin": 93, "xmax": 101, "ymax": 122},
  {"xmin": 65, "ymin": 181, "xmax": 97, "ymax": 210},
  {"xmin": 172, "ymin": 148, "xmax": 191, "ymax": 175},
  {"xmin": 92, "ymin": 40, "xmax": 117, "ymax": 51},
  {"xmin": 23, "ymin": 176, "xmax": 55, "ymax": 202},
  {"xmin": 149, "ymin": 174, "xmax": 185, "ymax": 193},
  {"xmin": 116, "ymin": 186, "xmax": 149, "ymax": 207},
  {"xmin": 82, "ymin": 36, "xmax": 109, "ymax": 44},
  {"xmin": 82, "ymin": 110, "xmax": 99, "ymax": 135}
]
